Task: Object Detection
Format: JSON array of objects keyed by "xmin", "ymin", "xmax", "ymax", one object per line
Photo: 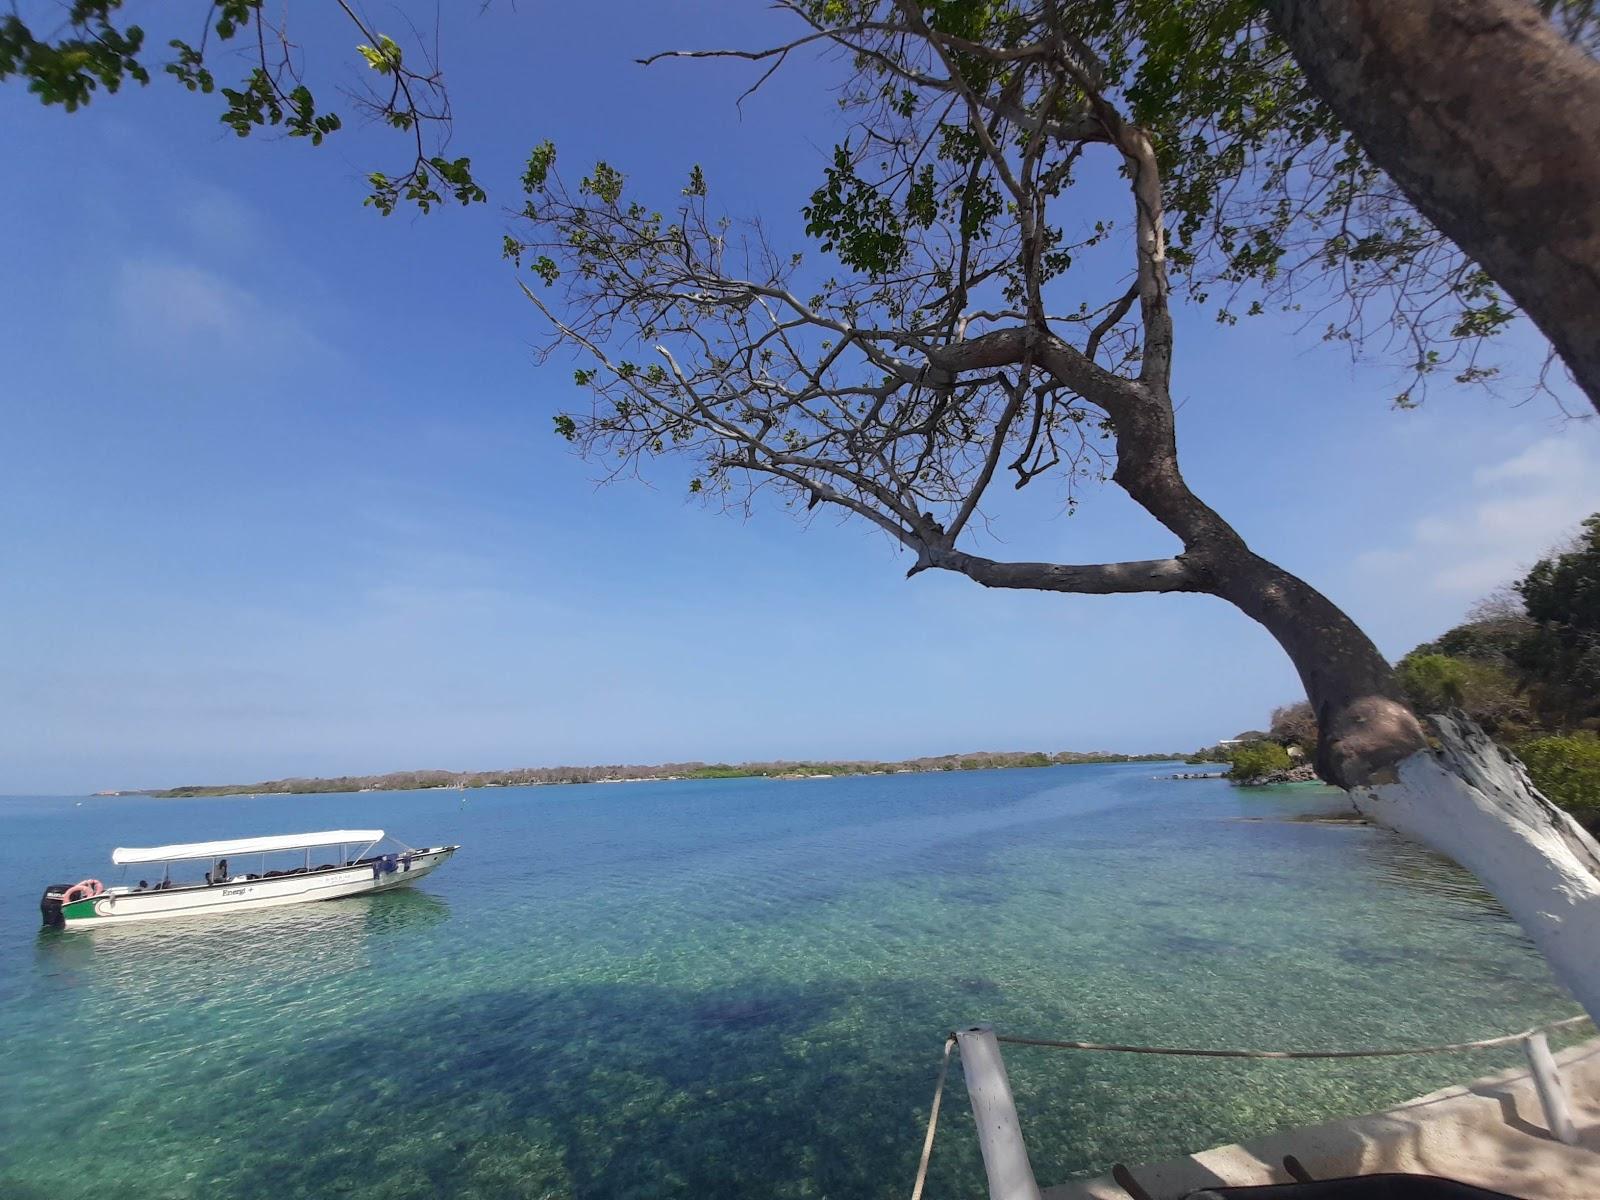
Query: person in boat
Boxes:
[{"xmin": 215, "ymin": 858, "xmax": 229, "ymax": 884}]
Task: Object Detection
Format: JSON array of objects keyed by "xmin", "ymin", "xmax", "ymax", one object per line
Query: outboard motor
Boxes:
[{"xmin": 40, "ymin": 883, "xmax": 71, "ymax": 928}]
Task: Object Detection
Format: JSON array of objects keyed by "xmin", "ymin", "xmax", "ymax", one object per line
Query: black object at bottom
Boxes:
[
  {"xmin": 39, "ymin": 884, "xmax": 70, "ymax": 928},
  {"xmin": 1184, "ymin": 1174, "xmax": 1526, "ymax": 1199}
]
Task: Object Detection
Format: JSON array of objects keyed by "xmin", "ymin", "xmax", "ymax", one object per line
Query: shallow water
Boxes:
[{"xmin": 0, "ymin": 766, "xmax": 1578, "ymax": 1199}]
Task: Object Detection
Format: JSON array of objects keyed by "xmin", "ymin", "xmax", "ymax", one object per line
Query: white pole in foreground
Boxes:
[
  {"xmin": 1522, "ymin": 1031, "xmax": 1578, "ymax": 1145},
  {"xmin": 955, "ymin": 1026, "xmax": 1043, "ymax": 1200}
]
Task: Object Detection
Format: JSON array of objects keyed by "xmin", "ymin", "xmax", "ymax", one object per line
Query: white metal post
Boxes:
[
  {"xmin": 1522, "ymin": 1031, "xmax": 1578, "ymax": 1145},
  {"xmin": 955, "ymin": 1026, "xmax": 1042, "ymax": 1200}
]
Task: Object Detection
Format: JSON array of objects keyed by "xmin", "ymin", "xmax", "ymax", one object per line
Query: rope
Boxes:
[
  {"xmin": 908, "ymin": 1014, "xmax": 1591, "ymax": 1196},
  {"xmin": 910, "ymin": 1035, "xmax": 957, "ymax": 1200},
  {"xmin": 992, "ymin": 1013, "xmax": 1592, "ymax": 1060}
]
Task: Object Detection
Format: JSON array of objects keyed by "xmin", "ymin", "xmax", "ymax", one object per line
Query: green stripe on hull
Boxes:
[{"xmin": 61, "ymin": 897, "xmax": 104, "ymax": 921}]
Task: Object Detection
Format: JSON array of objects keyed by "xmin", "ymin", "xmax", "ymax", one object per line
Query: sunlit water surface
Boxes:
[{"xmin": 0, "ymin": 766, "xmax": 1578, "ymax": 1199}]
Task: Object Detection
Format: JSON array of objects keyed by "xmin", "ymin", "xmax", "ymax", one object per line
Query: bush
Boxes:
[
  {"xmin": 1396, "ymin": 653, "xmax": 1468, "ymax": 710},
  {"xmin": 1269, "ymin": 701, "xmax": 1318, "ymax": 752},
  {"xmin": 1227, "ymin": 741, "xmax": 1292, "ymax": 782},
  {"xmin": 1518, "ymin": 733, "xmax": 1600, "ymax": 829},
  {"xmin": 1395, "ymin": 651, "xmax": 1537, "ymax": 737},
  {"xmin": 1433, "ymin": 616, "xmax": 1532, "ymax": 663}
]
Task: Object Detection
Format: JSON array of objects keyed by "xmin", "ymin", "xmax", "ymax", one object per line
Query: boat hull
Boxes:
[{"xmin": 57, "ymin": 846, "xmax": 457, "ymax": 927}]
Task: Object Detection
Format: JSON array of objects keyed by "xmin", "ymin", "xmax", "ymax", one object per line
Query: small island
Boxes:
[{"xmin": 136, "ymin": 748, "xmax": 1185, "ymax": 798}]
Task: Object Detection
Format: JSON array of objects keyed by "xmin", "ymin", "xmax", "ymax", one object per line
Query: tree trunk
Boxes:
[
  {"xmin": 1190, "ymin": 549, "xmax": 1600, "ymax": 1021},
  {"xmin": 1197, "ymin": 546, "xmax": 1426, "ymax": 788},
  {"xmin": 1354, "ymin": 713, "xmax": 1600, "ymax": 1020},
  {"xmin": 945, "ymin": 357, "xmax": 1600, "ymax": 1021},
  {"xmin": 1268, "ymin": 0, "xmax": 1600, "ymax": 414},
  {"xmin": 1087, "ymin": 386, "xmax": 1432, "ymax": 790}
]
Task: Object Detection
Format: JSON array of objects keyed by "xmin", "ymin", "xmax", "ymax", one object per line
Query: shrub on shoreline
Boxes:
[
  {"xmin": 1227, "ymin": 742, "xmax": 1292, "ymax": 782},
  {"xmin": 1518, "ymin": 734, "xmax": 1600, "ymax": 830}
]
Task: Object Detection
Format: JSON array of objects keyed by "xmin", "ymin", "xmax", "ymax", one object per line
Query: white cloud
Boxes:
[
  {"xmin": 1475, "ymin": 437, "xmax": 1591, "ymax": 486},
  {"xmin": 113, "ymin": 257, "xmax": 333, "ymax": 365},
  {"xmin": 1359, "ymin": 435, "xmax": 1600, "ymax": 596}
]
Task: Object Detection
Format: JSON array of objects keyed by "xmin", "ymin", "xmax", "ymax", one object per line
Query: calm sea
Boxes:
[{"xmin": 0, "ymin": 765, "xmax": 1577, "ymax": 1199}]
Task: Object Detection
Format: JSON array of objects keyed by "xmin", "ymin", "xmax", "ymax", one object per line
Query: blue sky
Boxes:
[{"xmin": 3, "ymin": 3, "xmax": 1597, "ymax": 794}]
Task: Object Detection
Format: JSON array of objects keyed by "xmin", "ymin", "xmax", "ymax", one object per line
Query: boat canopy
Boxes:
[{"xmin": 111, "ymin": 830, "xmax": 384, "ymax": 866}]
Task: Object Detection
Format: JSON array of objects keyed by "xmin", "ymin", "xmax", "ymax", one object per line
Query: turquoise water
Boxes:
[{"xmin": 0, "ymin": 765, "xmax": 1579, "ymax": 1199}]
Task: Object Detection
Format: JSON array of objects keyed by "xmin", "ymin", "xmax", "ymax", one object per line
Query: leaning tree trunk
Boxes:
[
  {"xmin": 1267, "ymin": 0, "xmax": 1600, "ymax": 415},
  {"xmin": 1216, "ymin": 549, "xmax": 1600, "ymax": 1020},
  {"xmin": 1068, "ymin": 352, "xmax": 1600, "ymax": 1022},
  {"xmin": 1353, "ymin": 714, "xmax": 1600, "ymax": 1021},
  {"xmin": 944, "ymin": 492, "xmax": 1600, "ymax": 1020},
  {"xmin": 1197, "ymin": 546, "xmax": 1427, "ymax": 788}
]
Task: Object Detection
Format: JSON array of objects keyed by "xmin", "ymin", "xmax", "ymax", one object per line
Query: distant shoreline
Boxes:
[{"xmin": 127, "ymin": 750, "xmax": 1185, "ymax": 799}]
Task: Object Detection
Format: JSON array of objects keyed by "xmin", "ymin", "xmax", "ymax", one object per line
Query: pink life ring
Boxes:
[{"xmin": 62, "ymin": 879, "xmax": 104, "ymax": 904}]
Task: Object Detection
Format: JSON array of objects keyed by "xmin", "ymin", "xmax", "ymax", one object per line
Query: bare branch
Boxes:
[{"xmin": 914, "ymin": 547, "xmax": 1204, "ymax": 595}]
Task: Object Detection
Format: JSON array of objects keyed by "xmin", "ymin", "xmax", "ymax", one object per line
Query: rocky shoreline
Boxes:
[{"xmin": 1233, "ymin": 763, "xmax": 1322, "ymax": 787}]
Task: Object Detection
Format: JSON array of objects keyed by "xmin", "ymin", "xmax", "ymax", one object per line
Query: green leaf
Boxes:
[{"xmin": 522, "ymin": 140, "xmax": 557, "ymax": 193}]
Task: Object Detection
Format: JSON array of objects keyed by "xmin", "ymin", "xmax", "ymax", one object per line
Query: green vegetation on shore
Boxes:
[
  {"xmin": 142, "ymin": 749, "xmax": 1181, "ymax": 798},
  {"xmin": 1225, "ymin": 742, "xmax": 1293, "ymax": 783}
]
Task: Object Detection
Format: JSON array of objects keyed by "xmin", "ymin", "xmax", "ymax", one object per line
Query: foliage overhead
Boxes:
[
  {"xmin": 0, "ymin": 0, "xmax": 481, "ymax": 214},
  {"xmin": 489, "ymin": 0, "xmax": 1583, "ymax": 574},
  {"xmin": 3, "ymin": 2, "xmax": 1586, "ymax": 399}
]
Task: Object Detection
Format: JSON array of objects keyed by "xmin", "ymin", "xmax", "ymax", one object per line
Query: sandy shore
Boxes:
[{"xmin": 1045, "ymin": 1037, "xmax": 1600, "ymax": 1199}]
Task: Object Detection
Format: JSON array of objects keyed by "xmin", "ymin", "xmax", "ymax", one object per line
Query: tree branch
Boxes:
[{"xmin": 913, "ymin": 546, "xmax": 1205, "ymax": 595}]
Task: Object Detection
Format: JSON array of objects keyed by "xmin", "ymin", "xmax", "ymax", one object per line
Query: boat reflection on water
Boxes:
[{"xmin": 34, "ymin": 888, "xmax": 450, "ymax": 1003}]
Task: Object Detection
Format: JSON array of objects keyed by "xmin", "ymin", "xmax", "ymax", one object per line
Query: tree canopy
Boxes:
[
  {"xmin": 22, "ymin": 0, "xmax": 1592, "ymax": 781},
  {"xmin": 0, "ymin": 0, "xmax": 480, "ymax": 214},
  {"xmin": 4, "ymin": 1, "xmax": 1590, "ymax": 404},
  {"xmin": 1514, "ymin": 515, "xmax": 1600, "ymax": 727}
]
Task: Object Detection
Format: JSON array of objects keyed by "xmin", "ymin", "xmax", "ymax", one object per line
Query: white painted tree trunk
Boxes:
[{"xmin": 1353, "ymin": 713, "xmax": 1600, "ymax": 1023}]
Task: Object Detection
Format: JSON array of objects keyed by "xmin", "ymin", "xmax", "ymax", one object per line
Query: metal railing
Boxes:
[{"xmin": 911, "ymin": 1014, "xmax": 1594, "ymax": 1200}]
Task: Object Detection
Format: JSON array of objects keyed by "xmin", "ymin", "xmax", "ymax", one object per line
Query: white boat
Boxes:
[{"xmin": 39, "ymin": 829, "xmax": 458, "ymax": 928}]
